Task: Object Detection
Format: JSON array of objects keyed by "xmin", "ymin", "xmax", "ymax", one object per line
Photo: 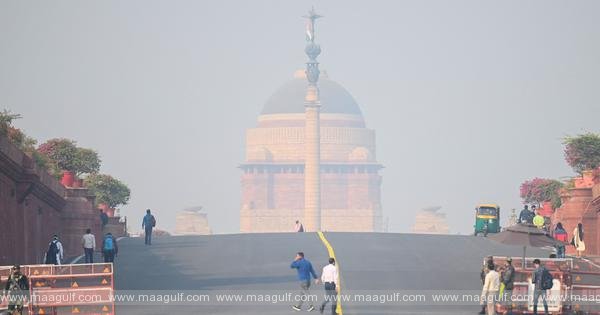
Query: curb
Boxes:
[{"xmin": 317, "ymin": 232, "xmax": 343, "ymax": 315}]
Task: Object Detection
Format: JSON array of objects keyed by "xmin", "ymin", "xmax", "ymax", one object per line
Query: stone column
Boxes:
[
  {"xmin": 302, "ymin": 8, "xmax": 323, "ymax": 232},
  {"xmin": 304, "ymin": 85, "xmax": 321, "ymax": 231}
]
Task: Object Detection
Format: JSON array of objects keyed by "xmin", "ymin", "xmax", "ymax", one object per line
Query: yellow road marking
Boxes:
[{"xmin": 317, "ymin": 231, "xmax": 343, "ymax": 315}]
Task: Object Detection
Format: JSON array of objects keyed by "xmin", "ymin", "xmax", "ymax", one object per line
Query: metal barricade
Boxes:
[{"xmin": 1, "ymin": 263, "xmax": 114, "ymax": 315}]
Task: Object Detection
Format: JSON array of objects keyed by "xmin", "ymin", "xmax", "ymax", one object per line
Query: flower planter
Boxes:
[
  {"xmin": 539, "ymin": 201, "xmax": 554, "ymax": 217},
  {"xmin": 61, "ymin": 171, "xmax": 75, "ymax": 187}
]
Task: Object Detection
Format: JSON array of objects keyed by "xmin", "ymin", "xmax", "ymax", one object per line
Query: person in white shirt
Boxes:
[
  {"xmin": 82, "ymin": 228, "xmax": 96, "ymax": 263},
  {"xmin": 320, "ymin": 258, "xmax": 338, "ymax": 314},
  {"xmin": 481, "ymin": 261, "xmax": 500, "ymax": 315}
]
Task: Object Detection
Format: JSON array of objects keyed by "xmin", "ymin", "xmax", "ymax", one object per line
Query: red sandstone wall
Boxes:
[
  {"xmin": 0, "ymin": 137, "xmax": 63, "ymax": 265},
  {"xmin": 61, "ymin": 188, "xmax": 102, "ymax": 259},
  {"xmin": 0, "ymin": 135, "xmax": 115, "ymax": 265},
  {"xmin": 552, "ymin": 171, "xmax": 600, "ymax": 256}
]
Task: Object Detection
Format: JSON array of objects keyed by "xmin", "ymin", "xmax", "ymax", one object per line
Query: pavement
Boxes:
[{"xmin": 112, "ymin": 232, "xmax": 551, "ymax": 315}]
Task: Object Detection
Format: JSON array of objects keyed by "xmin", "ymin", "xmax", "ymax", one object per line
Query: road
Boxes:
[{"xmin": 113, "ymin": 232, "xmax": 549, "ymax": 314}]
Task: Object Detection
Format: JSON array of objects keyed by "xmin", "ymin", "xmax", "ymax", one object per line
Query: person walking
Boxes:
[
  {"xmin": 3, "ymin": 265, "xmax": 29, "ymax": 315},
  {"xmin": 82, "ymin": 228, "xmax": 96, "ymax": 264},
  {"xmin": 481, "ymin": 261, "xmax": 500, "ymax": 315},
  {"xmin": 532, "ymin": 259, "xmax": 549, "ymax": 315},
  {"xmin": 290, "ymin": 252, "xmax": 319, "ymax": 312},
  {"xmin": 319, "ymin": 258, "xmax": 338, "ymax": 315},
  {"xmin": 142, "ymin": 209, "xmax": 156, "ymax": 245},
  {"xmin": 553, "ymin": 222, "xmax": 568, "ymax": 258},
  {"xmin": 102, "ymin": 232, "xmax": 118, "ymax": 263},
  {"xmin": 100, "ymin": 209, "xmax": 109, "ymax": 231},
  {"xmin": 501, "ymin": 258, "xmax": 515, "ymax": 315},
  {"xmin": 295, "ymin": 220, "xmax": 304, "ymax": 233},
  {"xmin": 573, "ymin": 223, "xmax": 585, "ymax": 258},
  {"xmin": 44, "ymin": 235, "xmax": 64, "ymax": 265}
]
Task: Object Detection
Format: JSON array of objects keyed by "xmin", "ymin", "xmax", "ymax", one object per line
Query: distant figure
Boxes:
[
  {"xmin": 481, "ymin": 262, "xmax": 500, "ymax": 315},
  {"xmin": 290, "ymin": 252, "xmax": 319, "ymax": 312},
  {"xmin": 573, "ymin": 223, "xmax": 585, "ymax": 258},
  {"xmin": 82, "ymin": 228, "xmax": 96, "ymax": 264},
  {"xmin": 44, "ymin": 235, "xmax": 64, "ymax": 265},
  {"xmin": 142, "ymin": 209, "xmax": 156, "ymax": 245},
  {"xmin": 532, "ymin": 259, "xmax": 550, "ymax": 315},
  {"xmin": 518, "ymin": 205, "xmax": 534, "ymax": 224},
  {"xmin": 102, "ymin": 232, "xmax": 118, "ymax": 263},
  {"xmin": 553, "ymin": 222, "xmax": 568, "ymax": 258},
  {"xmin": 100, "ymin": 210, "xmax": 109, "ymax": 230},
  {"xmin": 320, "ymin": 257, "xmax": 338, "ymax": 315},
  {"xmin": 295, "ymin": 220, "xmax": 304, "ymax": 233},
  {"xmin": 4, "ymin": 265, "xmax": 29, "ymax": 315},
  {"xmin": 501, "ymin": 257, "xmax": 515, "ymax": 314}
]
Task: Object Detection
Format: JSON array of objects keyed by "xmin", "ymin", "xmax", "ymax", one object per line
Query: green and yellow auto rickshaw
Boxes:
[{"xmin": 474, "ymin": 204, "xmax": 501, "ymax": 236}]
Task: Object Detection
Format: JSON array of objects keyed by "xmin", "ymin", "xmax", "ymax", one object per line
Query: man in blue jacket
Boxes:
[
  {"xmin": 142, "ymin": 209, "xmax": 156, "ymax": 245},
  {"xmin": 291, "ymin": 252, "xmax": 319, "ymax": 312}
]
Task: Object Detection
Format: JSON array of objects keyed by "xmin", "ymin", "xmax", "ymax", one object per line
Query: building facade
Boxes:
[
  {"xmin": 175, "ymin": 207, "xmax": 212, "ymax": 235},
  {"xmin": 240, "ymin": 71, "xmax": 383, "ymax": 232}
]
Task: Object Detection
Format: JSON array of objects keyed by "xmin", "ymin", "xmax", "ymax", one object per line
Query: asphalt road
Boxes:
[
  {"xmin": 326, "ymin": 232, "xmax": 549, "ymax": 314},
  {"xmin": 114, "ymin": 233, "xmax": 330, "ymax": 314},
  {"xmin": 113, "ymin": 232, "xmax": 550, "ymax": 315}
]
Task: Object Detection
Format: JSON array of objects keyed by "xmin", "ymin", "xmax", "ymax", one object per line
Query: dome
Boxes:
[{"xmin": 261, "ymin": 75, "xmax": 363, "ymax": 115}]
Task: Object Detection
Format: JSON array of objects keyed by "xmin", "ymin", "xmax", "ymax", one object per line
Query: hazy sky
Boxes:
[{"xmin": 1, "ymin": 0, "xmax": 599, "ymax": 234}]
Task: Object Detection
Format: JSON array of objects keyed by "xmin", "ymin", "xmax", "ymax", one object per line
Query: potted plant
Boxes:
[
  {"xmin": 564, "ymin": 132, "xmax": 600, "ymax": 175},
  {"xmin": 38, "ymin": 138, "xmax": 78, "ymax": 186},
  {"xmin": 72, "ymin": 147, "xmax": 101, "ymax": 187},
  {"xmin": 86, "ymin": 174, "xmax": 131, "ymax": 217}
]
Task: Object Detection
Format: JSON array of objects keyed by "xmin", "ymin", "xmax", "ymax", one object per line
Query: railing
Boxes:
[{"xmin": 1, "ymin": 263, "xmax": 114, "ymax": 315}]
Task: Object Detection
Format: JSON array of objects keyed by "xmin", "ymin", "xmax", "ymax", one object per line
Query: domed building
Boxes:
[{"xmin": 240, "ymin": 70, "xmax": 383, "ymax": 232}]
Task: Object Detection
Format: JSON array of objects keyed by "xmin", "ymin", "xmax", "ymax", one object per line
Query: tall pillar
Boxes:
[
  {"xmin": 303, "ymin": 8, "xmax": 323, "ymax": 231},
  {"xmin": 304, "ymin": 86, "xmax": 321, "ymax": 231}
]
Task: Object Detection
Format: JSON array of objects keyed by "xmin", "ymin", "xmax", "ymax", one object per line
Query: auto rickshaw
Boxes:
[{"xmin": 474, "ymin": 203, "xmax": 500, "ymax": 236}]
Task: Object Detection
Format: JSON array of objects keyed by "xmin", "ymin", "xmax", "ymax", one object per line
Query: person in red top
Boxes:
[
  {"xmin": 553, "ymin": 223, "xmax": 568, "ymax": 241},
  {"xmin": 553, "ymin": 222, "xmax": 568, "ymax": 258}
]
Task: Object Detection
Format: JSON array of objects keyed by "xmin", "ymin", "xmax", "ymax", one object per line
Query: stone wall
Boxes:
[
  {"xmin": 552, "ymin": 170, "xmax": 600, "ymax": 256},
  {"xmin": 0, "ymin": 135, "xmax": 64, "ymax": 264},
  {"xmin": 0, "ymin": 135, "xmax": 124, "ymax": 265}
]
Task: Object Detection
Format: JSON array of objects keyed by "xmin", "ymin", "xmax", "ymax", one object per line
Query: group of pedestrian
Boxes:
[
  {"xmin": 550, "ymin": 221, "xmax": 586, "ymax": 258},
  {"xmin": 518, "ymin": 204, "xmax": 548, "ymax": 227},
  {"xmin": 80, "ymin": 230, "xmax": 119, "ymax": 263},
  {"xmin": 42, "ymin": 230, "xmax": 117, "ymax": 266},
  {"xmin": 480, "ymin": 257, "xmax": 552, "ymax": 315},
  {"xmin": 519, "ymin": 202, "xmax": 587, "ymax": 258},
  {"xmin": 290, "ymin": 252, "xmax": 338, "ymax": 314}
]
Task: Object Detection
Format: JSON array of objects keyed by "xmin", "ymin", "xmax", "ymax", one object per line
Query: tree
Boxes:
[
  {"xmin": 0, "ymin": 109, "xmax": 21, "ymax": 136},
  {"xmin": 38, "ymin": 138, "xmax": 79, "ymax": 173},
  {"xmin": 73, "ymin": 147, "xmax": 101, "ymax": 175},
  {"xmin": 520, "ymin": 178, "xmax": 564, "ymax": 210},
  {"xmin": 564, "ymin": 133, "xmax": 600, "ymax": 174},
  {"xmin": 86, "ymin": 174, "xmax": 131, "ymax": 208}
]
